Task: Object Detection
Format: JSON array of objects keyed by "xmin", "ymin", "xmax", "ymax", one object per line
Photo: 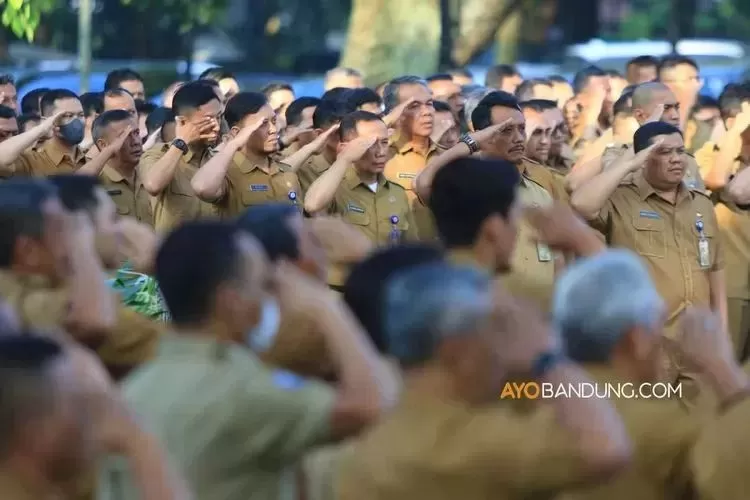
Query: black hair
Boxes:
[
  {"xmin": 519, "ymin": 99, "xmax": 558, "ymax": 113},
  {"xmin": 155, "ymin": 221, "xmax": 245, "ymax": 326},
  {"xmin": 0, "ymin": 75, "xmax": 14, "ymax": 86},
  {"xmin": 91, "ymin": 109, "xmax": 133, "ymax": 144},
  {"xmin": 605, "ymin": 69, "xmax": 624, "ymax": 78},
  {"xmin": 17, "ymin": 113, "xmax": 40, "ymax": 132},
  {"xmin": 20, "ymin": 88, "xmax": 49, "ymax": 115},
  {"xmin": 471, "ymin": 91, "xmax": 520, "ymax": 131},
  {"xmin": 339, "ymin": 110, "xmax": 383, "ymax": 141},
  {"xmin": 104, "ymin": 68, "xmax": 143, "ymax": 91},
  {"xmin": 199, "ymin": 67, "xmax": 235, "ymax": 82},
  {"xmin": 285, "ymin": 97, "xmax": 321, "ymax": 128},
  {"xmin": 40, "ymin": 89, "xmax": 80, "ymax": 117},
  {"xmin": 484, "ymin": 64, "xmax": 520, "ymax": 88},
  {"xmin": 145, "ymin": 107, "xmax": 173, "ymax": 135},
  {"xmin": 321, "ymin": 87, "xmax": 352, "ymax": 106},
  {"xmin": 429, "ymin": 157, "xmax": 520, "ymax": 247},
  {"xmin": 0, "ymin": 334, "xmax": 64, "ymax": 458},
  {"xmin": 718, "ymin": 83, "xmax": 750, "ymax": 119},
  {"xmin": 515, "ymin": 78, "xmax": 552, "ymax": 101},
  {"xmin": 236, "ymin": 204, "xmax": 300, "ymax": 261},
  {"xmin": 345, "ymin": 87, "xmax": 382, "ymax": 112},
  {"xmin": 448, "ymin": 68, "xmax": 473, "ymax": 79},
  {"xmin": 312, "ymin": 99, "xmax": 344, "ymax": 130},
  {"xmin": 613, "ymin": 91, "xmax": 634, "ymax": 117},
  {"xmin": 80, "ymin": 92, "xmax": 103, "ymax": 118},
  {"xmin": 47, "ymin": 175, "xmax": 101, "ymax": 215},
  {"xmin": 573, "ymin": 65, "xmax": 606, "ymax": 94},
  {"xmin": 658, "ymin": 55, "xmax": 699, "ymax": 76},
  {"xmin": 433, "ymin": 100, "xmax": 452, "ymax": 113},
  {"xmin": 548, "ymin": 75, "xmax": 569, "ymax": 83},
  {"xmin": 171, "ymin": 81, "xmax": 220, "ymax": 117},
  {"xmin": 103, "ymin": 88, "xmax": 133, "ymax": 100},
  {"xmin": 224, "ymin": 92, "xmax": 267, "ymax": 128},
  {"xmin": 343, "ymin": 244, "xmax": 445, "ymax": 353},
  {"xmin": 260, "ymin": 82, "xmax": 293, "ymax": 97},
  {"xmin": 627, "ymin": 55, "xmax": 659, "ymax": 69},
  {"xmin": 383, "ymin": 76, "xmax": 427, "ymax": 113},
  {"xmin": 633, "ymin": 122, "xmax": 682, "ymax": 153},
  {"xmin": 136, "ymin": 99, "xmax": 156, "ymax": 116},
  {"xmin": 0, "ymin": 180, "xmax": 58, "ymax": 267},
  {"xmin": 426, "ymin": 73, "xmax": 454, "ymax": 83}
]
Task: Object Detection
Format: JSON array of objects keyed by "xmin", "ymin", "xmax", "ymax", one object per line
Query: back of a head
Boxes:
[
  {"xmin": 627, "ymin": 55, "xmax": 659, "ymax": 71},
  {"xmin": 658, "ymin": 55, "xmax": 699, "ymax": 79},
  {"xmin": 515, "ymin": 79, "xmax": 552, "ymax": 101},
  {"xmin": 17, "ymin": 113, "xmax": 40, "ymax": 132},
  {"xmin": 325, "ymin": 67, "xmax": 362, "ymax": 89},
  {"xmin": 313, "ymin": 99, "xmax": 344, "ymax": 130},
  {"xmin": 471, "ymin": 91, "xmax": 520, "ymax": 131},
  {"xmin": 104, "ymin": 68, "xmax": 143, "ymax": 91},
  {"xmin": 20, "ymin": 88, "xmax": 49, "ymax": 115},
  {"xmin": 146, "ymin": 107, "xmax": 173, "ymax": 135},
  {"xmin": 485, "ymin": 64, "xmax": 519, "ymax": 88},
  {"xmin": 384, "ymin": 262, "xmax": 492, "ymax": 367},
  {"xmin": 345, "ymin": 87, "xmax": 382, "ymax": 112},
  {"xmin": 463, "ymin": 87, "xmax": 492, "ymax": 130},
  {"xmin": 260, "ymin": 81, "xmax": 293, "ymax": 98},
  {"xmin": 224, "ymin": 92, "xmax": 267, "ymax": 128},
  {"xmin": 383, "ymin": 76, "xmax": 427, "ymax": 113},
  {"xmin": 718, "ymin": 83, "xmax": 750, "ymax": 120},
  {"xmin": 92, "ymin": 109, "xmax": 132, "ymax": 144},
  {"xmin": 156, "ymin": 221, "xmax": 245, "ymax": 326},
  {"xmin": 339, "ymin": 110, "xmax": 382, "ymax": 141},
  {"xmin": 519, "ymin": 99, "xmax": 557, "ymax": 114},
  {"xmin": 285, "ymin": 97, "xmax": 321, "ymax": 128},
  {"xmin": 343, "ymin": 244, "xmax": 445, "ymax": 353},
  {"xmin": 553, "ymin": 249, "xmax": 664, "ymax": 363},
  {"xmin": 448, "ymin": 68, "xmax": 473, "ymax": 80},
  {"xmin": 633, "ymin": 121, "xmax": 681, "ymax": 153},
  {"xmin": 429, "ymin": 157, "xmax": 520, "ymax": 248},
  {"xmin": 80, "ymin": 92, "xmax": 103, "ymax": 118},
  {"xmin": 236, "ymin": 203, "xmax": 299, "ymax": 262},
  {"xmin": 630, "ymin": 81, "xmax": 671, "ymax": 111},
  {"xmin": 40, "ymin": 89, "xmax": 79, "ymax": 117},
  {"xmin": 0, "ymin": 180, "xmax": 58, "ymax": 268},
  {"xmin": 613, "ymin": 91, "xmax": 634, "ymax": 118},
  {"xmin": 199, "ymin": 67, "xmax": 235, "ymax": 83},
  {"xmin": 171, "ymin": 81, "xmax": 219, "ymax": 117},
  {"xmin": 573, "ymin": 65, "xmax": 606, "ymax": 94},
  {"xmin": 47, "ymin": 175, "xmax": 100, "ymax": 215}
]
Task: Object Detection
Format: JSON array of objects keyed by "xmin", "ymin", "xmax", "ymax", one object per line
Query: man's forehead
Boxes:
[
  {"xmin": 490, "ymin": 105, "xmax": 523, "ymax": 124},
  {"xmin": 196, "ymin": 99, "xmax": 222, "ymax": 117},
  {"xmin": 55, "ymin": 98, "xmax": 83, "ymax": 113},
  {"xmin": 105, "ymin": 119, "xmax": 130, "ymax": 135},
  {"xmin": 655, "ymin": 132, "xmax": 684, "ymax": 146},
  {"xmin": 356, "ymin": 118, "xmax": 387, "ymax": 137},
  {"xmin": 398, "ymin": 83, "xmax": 431, "ymax": 102}
]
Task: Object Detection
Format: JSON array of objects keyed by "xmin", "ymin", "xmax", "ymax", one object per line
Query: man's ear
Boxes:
[{"xmin": 94, "ymin": 138, "xmax": 107, "ymax": 152}]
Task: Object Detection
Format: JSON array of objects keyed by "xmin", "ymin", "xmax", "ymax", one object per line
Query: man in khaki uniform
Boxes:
[
  {"xmin": 554, "ymin": 250, "xmax": 750, "ymax": 500},
  {"xmin": 337, "ymin": 263, "xmax": 631, "ymax": 500},
  {"xmin": 694, "ymin": 85, "xmax": 750, "ymax": 360},
  {"xmin": 97, "ymin": 221, "xmax": 395, "ymax": 500},
  {"xmin": 569, "ymin": 66, "xmax": 611, "ymax": 159},
  {"xmin": 571, "ymin": 122, "xmax": 727, "ymax": 382},
  {"xmin": 0, "ymin": 90, "xmax": 122, "ymax": 179},
  {"xmin": 601, "ymin": 82, "xmax": 705, "ymax": 189},
  {"xmin": 92, "ymin": 109, "xmax": 152, "ymax": 225},
  {"xmin": 138, "ymin": 81, "xmax": 222, "ymax": 233},
  {"xmin": 383, "ymin": 76, "xmax": 441, "ymax": 240},
  {"xmin": 297, "ymin": 100, "xmax": 343, "ymax": 194}
]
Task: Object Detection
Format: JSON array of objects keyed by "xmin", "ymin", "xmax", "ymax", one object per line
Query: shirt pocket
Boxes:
[
  {"xmin": 240, "ymin": 184, "xmax": 272, "ymax": 207},
  {"xmin": 343, "ymin": 205, "xmax": 370, "ymax": 227},
  {"xmin": 632, "ymin": 214, "xmax": 666, "ymax": 258}
]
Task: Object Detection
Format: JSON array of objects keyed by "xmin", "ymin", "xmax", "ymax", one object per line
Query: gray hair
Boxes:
[
  {"xmin": 553, "ymin": 249, "xmax": 665, "ymax": 363},
  {"xmin": 325, "ymin": 67, "xmax": 363, "ymax": 89},
  {"xmin": 463, "ymin": 87, "xmax": 492, "ymax": 130},
  {"xmin": 383, "ymin": 75, "xmax": 429, "ymax": 113},
  {"xmin": 384, "ymin": 263, "xmax": 492, "ymax": 367}
]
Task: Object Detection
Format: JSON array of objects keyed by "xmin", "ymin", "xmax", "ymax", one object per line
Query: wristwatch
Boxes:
[
  {"xmin": 171, "ymin": 138, "xmax": 188, "ymax": 155},
  {"xmin": 459, "ymin": 133, "xmax": 480, "ymax": 154},
  {"xmin": 531, "ymin": 351, "xmax": 564, "ymax": 378}
]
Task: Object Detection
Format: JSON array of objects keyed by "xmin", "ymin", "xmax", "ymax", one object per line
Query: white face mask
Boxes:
[{"xmin": 246, "ymin": 296, "xmax": 281, "ymax": 353}]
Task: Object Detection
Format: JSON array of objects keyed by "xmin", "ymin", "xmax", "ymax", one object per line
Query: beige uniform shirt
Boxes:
[
  {"xmin": 100, "ymin": 164, "xmax": 153, "ymax": 225},
  {"xmin": 4, "ymin": 140, "xmax": 86, "ymax": 177},
  {"xmin": 138, "ymin": 142, "xmax": 220, "ymax": 233},
  {"xmin": 602, "ymin": 142, "xmax": 705, "ymax": 190},
  {"xmin": 298, "ymin": 153, "xmax": 334, "ymax": 194},
  {"xmin": 97, "ymin": 335, "xmax": 335, "ymax": 500}
]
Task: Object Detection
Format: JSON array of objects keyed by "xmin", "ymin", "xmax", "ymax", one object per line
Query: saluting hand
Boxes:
[
  {"xmin": 39, "ymin": 111, "xmax": 65, "ymax": 132},
  {"xmin": 383, "ymin": 96, "xmax": 416, "ymax": 127},
  {"xmin": 308, "ymin": 216, "xmax": 373, "ymax": 264},
  {"xmin": 526, "ymin": 202, "xmax": 604, "ymax": 255},
  {"xmin": 272, "ymin": 260, "xmax": 332, "ymax": 322},
  {"xmin": 731, "ymin": 102, "xmax": 750, "ymax": 134},
  {"xmin": 307, "ymin": 123, "xmax": 341, "ymax": 154},
  {"xmin": 471, "ymin": 118, "xmax": 512, "ymax": 149},
  {"xmin": 228, "ymin": 117, "xmax": 267, "ymax": 150},
  {"xmin": 338, "ymin": 136, "xmax": 378, "ymax": 163},
  {"xmin": 625, "ymin": 138, "xmax": 664, "ymax": 173},
  {"xmin": 106, "ymin": 125, "xmax": 134, "ymax": 155}
]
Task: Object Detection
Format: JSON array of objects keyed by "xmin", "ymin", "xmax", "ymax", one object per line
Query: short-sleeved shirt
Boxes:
[
  {"xmin": 298, "ymin": 153, "xmax": 334, "ymax": 194},
  {"xmin": 336, "ymin": 388, "xmax": 598, "ymax": 500},
  {"xmin": 385, "ymin": 137, "xmax": 441, "ymax": 241},
  {"xmin": 216, "ymin": 151, "xmax": 302, "ymax": 218},
  {"xmin": 558, "ymin": 365, "xmax": 701, "ymax": 500},
  {"xmin": 602, "ymin": 142, "xmax": 706, "ymax": 191},
  {"xmin": 694, "ymin": 141, "xmax": 750, "ymax": 300},
  {"xmin": 5, "ymin": 140, "xmax": 86, "ymax": 177},
  {"xmin": 548, "ymin": 148, "xmax": 574, "ymax": 180},
  {"xmin": 523, "ymin": 158, "xmax": 570, "ymax": 203},
  {"xmin": 99, "ymin": 164, "xmax": 153, "ymax": 225},
  {"xmin": 329, "ymin": 168, "xmax": 417, "ymax": 246},
  {"xmin": 97, "ymin": 335, "xmax": 335, "ymax": 500},
  {"xmin": 590, "ymin": 172, "xmax": 723, "ymax": 327},
  {"xmin": 138, "ymin": 142, "xmax": 220, "ymax": 233}
]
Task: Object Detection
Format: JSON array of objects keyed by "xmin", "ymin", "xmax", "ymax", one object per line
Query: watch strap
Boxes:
[
  {"xmin": 171, "ymin": 139, "xmax": 188, "ymax": 155},
  {"xmin": 459, "ymin": 133, "xmax": 480, "ymax": 154}
]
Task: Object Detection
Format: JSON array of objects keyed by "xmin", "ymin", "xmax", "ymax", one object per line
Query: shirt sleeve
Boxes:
[
  {"xmin": 232, "ymin": 364, "xmax": 336, "ymax": 463},
  {"xmin": 601, "ymin": 146, "xmax": 625, "ymax": 171}
]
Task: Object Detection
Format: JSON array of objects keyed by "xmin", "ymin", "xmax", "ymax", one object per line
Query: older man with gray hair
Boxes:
[
  {"xmin": 336, "ymin": 261, "xmax": 632, "ymax": 500},
  {"xmin": 552, "ymin": 249, "xmax": 750, "ymax": 499}
]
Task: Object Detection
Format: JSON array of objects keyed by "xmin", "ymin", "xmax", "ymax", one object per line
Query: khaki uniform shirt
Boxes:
[
  {"xmin": 336, "ymin": 389, "xmax": 597, "ymax": 500},
  {"xmin": 329, "ymin": 168, "xmax": 417, "ymax": 246},
  {"xmin": 6, "ymin": 140, "xmax": 86, "ymax": 177},
  {"xmin": 590, "ymin": 172, "xmax": 723, "ymax": 328},
  {"xmin": 385, "ymin": 137, "xmax": 441, "ymax": 241},
  {"xmin": 558, "ymin": 365, "xmax": 700, "ymax": 500},
  {"xmin": 299, "ymin": 153, "xmax": 334, "ymax": 194},
  {"xmin": 217, "ymin": 151, "xmax": 302, "ymax": 218},
  {"xmin": 99, "ymin": 164, "xmax": 153, "ymax": 225},
  {"xmin": 0, "ymin": 270, "xmax": 162, "ymax": 378},
  {"xmin": 523, "ymin": 158, "xmax": 570, "ymax": 203},
  {"xmin": 694, "ymin": 142, "xmax": 750, "ymax": 300},
  {"xmin": 97, "ymin": 335, "xmax": 335, "ymax": 500},
  {"xmin": 548, "ymin": 148, "xmax": 574, "ymax": 180},
  {"xmin": 138, "ymin": 142, "xmax": 219, "ymax": 233},
  {"xmin": 602, "ymin": 142, "xmax": 706, "ymax": 190},
  {"xmin": 0, "ymin": 473, "xmax": 43, "ymax": 500}
]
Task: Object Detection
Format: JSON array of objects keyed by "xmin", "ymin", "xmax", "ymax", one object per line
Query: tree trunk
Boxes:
[
  {"xmin": 452, "ymin": 0, "xmax": 524, "ymax": 66},
  {"xmin": 494, "ymin": 6, "xmax": 521, "ymax": 63}
]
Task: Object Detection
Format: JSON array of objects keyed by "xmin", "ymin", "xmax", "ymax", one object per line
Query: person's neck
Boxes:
[
  {"xmin": 50, "ymin": 137, "xmax": 77, "ymax": 156},
  {"xmin": 450, "ymin": 243, "xmax": 498, "ymax": 273},
  {"xmin": 403, "ymin": 132, "xmax": 430, "ymax": 155},
  {"xmin": 322, "ymin": 147, "xmax": 337, "ymax": 165},
  {"xmin": 109, "ymin": 159, "xmax": 137, "ymax": 180},
  {"xmin": 356, "ymin": 167, "xmax": 378, "ymax": 185}
]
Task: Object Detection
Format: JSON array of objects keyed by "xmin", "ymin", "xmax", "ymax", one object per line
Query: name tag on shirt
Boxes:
[
  {"xmin": 347, "ymin": 203, "xmax": 366, "ymax": 214},
  {"xmin": 397, "ymin": 172, "xmax": 416, "ymax": 179},
  {"xmin": 639, "ymin": 210, "xmax": 661, "ymax": 220},
  {"xmin": 107, "ymin": 189, "xmax": 122, "ymax": 196},
  {"xmin": 250, "ymin": 184, "xmax": 270, "ymax": 192}
]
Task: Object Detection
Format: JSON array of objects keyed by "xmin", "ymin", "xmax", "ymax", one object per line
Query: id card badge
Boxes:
[
  {"xmin": 698, "ymin": 238, "xmax": 710, "ymax": 268},
  {"xmin": 537, "ymin": 242, "xmax": 553, "ymax": 262}
]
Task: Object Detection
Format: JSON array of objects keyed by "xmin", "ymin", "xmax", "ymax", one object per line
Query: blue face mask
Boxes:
[
  {"xmin": 58, "ymin": 118, "xmax": 85, "ymax": 145},
  {"xmin": 246, "ymin": 297, "xmax": 281, "ymax": 353}
]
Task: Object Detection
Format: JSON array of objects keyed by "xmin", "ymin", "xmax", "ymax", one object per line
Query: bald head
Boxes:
[{"xmin": 631, "ymin": 82, "xmax": 680, "ymax": 127}]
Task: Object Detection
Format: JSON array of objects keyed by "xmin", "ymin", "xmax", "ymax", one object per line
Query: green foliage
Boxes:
[{"xmin": 1, "ymin": 0, "xmax": 55, "ymax": 41}]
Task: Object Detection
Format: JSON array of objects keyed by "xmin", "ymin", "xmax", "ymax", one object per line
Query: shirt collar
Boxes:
[
  {"xmin": 42, "ymin": 140, "xmax": 85, "ymax": 167},
  {"xmin": 633, "ymin": 170, "xmax": 691, "ymax": 203},
  {"xmin": 100, "ymin": 163, "xmax": 131, "ymax": 184},
  {"xmin": 447, "ymin": 249, "xmax": 494, "ymax": 274},
  {"xmin": 158, "ymin": 333, "xmax": 233, "ymax": 360},
  {"xmin": 343, "ymin": 167, "xmax": 388, "ymax": 190},
  {"xmin": 233, "ymin": 150, "xmax": 276, "ymax": 174},
  {"xmin": 390, "ymin": 133, "xmax": 438, "ymax": 156}
]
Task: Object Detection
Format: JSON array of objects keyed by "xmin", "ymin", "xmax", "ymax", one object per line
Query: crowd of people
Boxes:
[{"xmin": 1, "ymin": 55, "xmax": 750, "ymax": 499}]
